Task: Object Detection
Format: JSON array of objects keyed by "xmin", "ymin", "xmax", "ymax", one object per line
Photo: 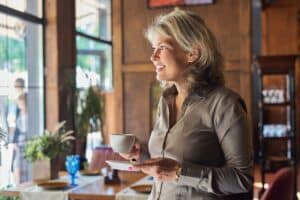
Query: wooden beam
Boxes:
[
  {"xmin": 112, "ymin": 0, "xmax": 124, "ymax": 132},
  {"xmin": 45, "ymin": 0, "xmax": 59, "ymax": 130},
  {"xmin": 45, "ymin": 0, "xmax": 76, "ymax": 130}
]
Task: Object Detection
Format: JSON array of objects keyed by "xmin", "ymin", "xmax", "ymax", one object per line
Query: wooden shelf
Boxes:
[
  {"xmin": 261, "ymin": 135, "xmax": 293, "ymax": 140},
  {"xmin": 253, "ymin": 55, "xmax": 297, "ymax": 194},
  {"xmin": 261, "ymin": 102, "xmax": 291, "ymax": 107},
  {"xmin": 261, "ymin": 156, "xmax": 292, "ymax": 173},
  {"xmin": 267, "ymin": 156, "xmax": 291, "ymax": 162}
]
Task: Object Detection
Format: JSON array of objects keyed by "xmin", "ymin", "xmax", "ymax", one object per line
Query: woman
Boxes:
[{"xmin": 121, "ymin": 8, "xmax": 253, "ymax": 200}]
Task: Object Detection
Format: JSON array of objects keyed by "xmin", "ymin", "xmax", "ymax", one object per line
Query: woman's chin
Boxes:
[
  {"xmin": 156, "ymin": 75, "xmax": 165, "ymax": 81},
  {"xmin": 156, "ymin": 76, "xmax": 173, "ymax": 83},
  {"xmin": 156, "ymin": 71, "xmax": 166, "ymax": 80}
]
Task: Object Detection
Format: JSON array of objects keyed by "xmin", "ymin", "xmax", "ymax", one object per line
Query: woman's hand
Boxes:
[
  {"xmin": 133, "ymin": 158, "xmax": 181, "ymax": 182},
  {"xmin": 119, "ymin": 142, "xmax": 141, "ymax": 162}
]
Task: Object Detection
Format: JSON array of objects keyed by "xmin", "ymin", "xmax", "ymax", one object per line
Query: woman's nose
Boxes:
[{"xmin": 150, "ymin": 49, "xmax": 159, "ymax": 62}]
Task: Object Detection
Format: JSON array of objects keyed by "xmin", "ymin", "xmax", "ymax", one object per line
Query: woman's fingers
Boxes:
[
  {"xmin": 133, "ymin": 157, "xmax": 180, "ymax": 182},
  {"xmin": 137, "ymin": 164, "xmax": 176, "ymax": 181},
  {"xmin": 134, "ymin": 157, "xmax": 179, "ymax": 171},
  {"xmin": 137, "ymin": 165, "xmax": 166, "ymax": 179},
  {"xmin": 134, "ymin": 162, "xmax": 154, "ymax": 168},
  {"xmin": 119, "ymin": 152, "xmax": 131, "ymax": 160},
  {"xmin": 119, "ymin": 142, "xmax": 141, "ymax": 161},
  {"xmin": 134, "ymin": 158, "xmax": 162, "ymax": 168},
  {"xmin": 132, "ymin": 143, "xmax": 141, "ymax": 151}
]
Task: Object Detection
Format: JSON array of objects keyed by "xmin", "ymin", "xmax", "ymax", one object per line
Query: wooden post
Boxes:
[
  {"xmin": 45, "ymin": 0, "xmax": 76, "ymax": 132},
  {"xmin": 45, "ymin": 0, "xmax": 76, "ymax": 171}
]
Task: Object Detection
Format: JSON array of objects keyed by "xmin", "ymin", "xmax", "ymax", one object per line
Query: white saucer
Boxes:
[{"xmin": 105, "ymin": 160, "xmax": 138, "ymax": 171}]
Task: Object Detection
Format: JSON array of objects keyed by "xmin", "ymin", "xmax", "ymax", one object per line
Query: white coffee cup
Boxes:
[{"xmin": 110, "ymin": 133, "xmax": 136, "ymax": 153}]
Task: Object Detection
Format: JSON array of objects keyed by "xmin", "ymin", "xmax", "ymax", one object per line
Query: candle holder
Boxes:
[{"xmin": 104, "ymin": 169, "xmax": 120, "ymax": 184}]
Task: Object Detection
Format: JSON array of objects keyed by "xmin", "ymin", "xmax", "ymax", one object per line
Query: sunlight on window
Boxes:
[
  {"xmin": 0, "ymin": 4, "xmax": 44, "ymax": 187},
  {"xmin": 76, "ymin": 0, "xmax": 111, "ymax": 40},
  {"xmin": 0, "ymin": 0, "xmax": 43, "ymax": 17},
  {"xmin": 0, "ymin": 0, "xmax": 26, "ymax": 12},
  {"xmin": 75, "ymin": 0, "xmax": 111, "ymax": 163}
]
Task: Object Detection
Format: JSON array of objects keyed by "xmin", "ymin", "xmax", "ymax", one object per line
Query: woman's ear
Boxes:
[{"xmin": 187, "ymin": 49, "xmax": 199, "ymax": 63}]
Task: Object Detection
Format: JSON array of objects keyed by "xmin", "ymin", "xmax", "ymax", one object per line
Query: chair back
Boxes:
[{"xmin": 261, "ymin": 167, "xmax": 294, "ymax": 200}]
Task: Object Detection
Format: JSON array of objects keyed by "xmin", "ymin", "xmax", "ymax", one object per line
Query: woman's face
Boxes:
[{"xmin": 150, "ymin": 33, "xmax": 189, "ymax": 83}]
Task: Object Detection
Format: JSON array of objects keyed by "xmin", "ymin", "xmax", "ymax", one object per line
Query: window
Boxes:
[
  {"xmin": 76, "ymin": 0, "xmax": 112, "ymax": 91},
  {"xmin": 0, "ymin": 1, "xmax": 44, "ymax": 187},
  {"xmin": 76, "ymin": 35, "xmax": 112, "ymax": 91},
  {"xmin": 75, "ymin": 0, "xmax": 112, "ymax": 161},
  {"xmin": 0, "ymin": 0, "xmax": 43, "ymax": 17}
]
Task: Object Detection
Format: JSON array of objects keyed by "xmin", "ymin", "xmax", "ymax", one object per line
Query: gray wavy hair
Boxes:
[{"xmin": 145, "ymin": 8, "xmax": 225, "ymax": 95}]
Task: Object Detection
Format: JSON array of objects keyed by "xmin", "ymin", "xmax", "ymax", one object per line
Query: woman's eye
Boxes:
[{"xmin": 151, "ymin": 45, "xmax": 168, "ymax": 52}]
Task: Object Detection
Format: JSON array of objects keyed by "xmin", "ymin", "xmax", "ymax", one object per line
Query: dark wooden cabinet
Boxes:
[{"xmin": 252, "ymin": 55, "xmax": 298, "ymax": 198}]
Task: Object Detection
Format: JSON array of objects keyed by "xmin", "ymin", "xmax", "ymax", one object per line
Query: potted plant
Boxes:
[
  {"xmin": 24, "ymin": 121, "xmax": 75, "ymax": 179},
  {"xmin": 75, "ymin": 86, "xmax": 105, "ymax": 156}
]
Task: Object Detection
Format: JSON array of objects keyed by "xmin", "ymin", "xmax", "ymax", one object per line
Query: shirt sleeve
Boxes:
[{"xmin": 177, "ymin": 97, "xmax": 253, "ymax": 196}]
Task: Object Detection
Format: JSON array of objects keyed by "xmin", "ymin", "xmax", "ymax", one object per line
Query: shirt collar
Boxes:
[{"xmin": 162, "ymin": 84, "xmax": 215, "ymax": 102}]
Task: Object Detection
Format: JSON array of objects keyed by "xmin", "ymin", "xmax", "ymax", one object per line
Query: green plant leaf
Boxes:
[
  {"xmin": 24, "ymin": 121, "xmax": 74, "ymax": 162},
  {"xmin": 52, "ymin": 120, "xmax": 66, "ymax": 135}
]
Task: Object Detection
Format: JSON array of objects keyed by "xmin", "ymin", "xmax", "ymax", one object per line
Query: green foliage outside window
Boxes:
[
  {"xmin": 0, "ymin": 195, "xmax": 19, "ymax": 200},
  {"xmin": 76, "ymin": 35, "xmax": 113, "ymax": 91},
  {"xmin": 0, "ymin": 36, "xmax": 25, "ymax": 72},
  {"xmin": 75, "ymin": 86, "xmax": 104, "ymax": 137}
]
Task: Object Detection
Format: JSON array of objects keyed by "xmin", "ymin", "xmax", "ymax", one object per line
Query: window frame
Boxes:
[
  {"xmin": 0, "ymin": 1, "xmax": 45, "ymax": 128},
  {"xmin": 75, "ymin": 0, "xmax": 113, "ymax": 91},
  {"xmin": 0, "ymin": 0, "xmax": 45, "ymax": 185}
]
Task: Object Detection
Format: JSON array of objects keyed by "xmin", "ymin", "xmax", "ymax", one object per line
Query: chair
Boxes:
[
  {"xmin": 88, "ymin": 146, "xmax": 124, "ymax": 171},
  {"xmin": 260, "ymin": 167, "xmax": 294, "ymax": 200}
]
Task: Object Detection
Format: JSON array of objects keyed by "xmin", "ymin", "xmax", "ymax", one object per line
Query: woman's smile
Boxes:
[{"xmin": 155, "ymin": 63, "xmax": 166, "ymax": 73}]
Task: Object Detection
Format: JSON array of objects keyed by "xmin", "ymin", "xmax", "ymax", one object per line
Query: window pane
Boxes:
[
  {"xmin": 0, "ymin": 0, "xmax": 43, "ymax": 18},
  {"xmin": 0, "ymin": 13, "xmax": 44, "ymax": 187},
  {"xmin": 76, "ymin": 35, "xmax": 112, "ymax": 91},
  {"xmin": 76, "ymin": 0, "xmax": 111, "ymax": 40}
]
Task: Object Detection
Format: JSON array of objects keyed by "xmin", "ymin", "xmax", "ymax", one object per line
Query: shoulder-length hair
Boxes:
[{"xmin": 145, "ymin": 8, "xmax": 225, "ymax": 95}]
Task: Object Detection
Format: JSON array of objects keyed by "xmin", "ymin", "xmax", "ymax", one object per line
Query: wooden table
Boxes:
[{"xmin": 0, "ymin": 171, "xmax": 145, "ymax": 200}]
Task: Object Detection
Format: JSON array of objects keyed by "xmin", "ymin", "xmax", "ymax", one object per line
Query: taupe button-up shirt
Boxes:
[{"xmin": 147, "ymin": 86, "xmax": 253, "ymax": 200}]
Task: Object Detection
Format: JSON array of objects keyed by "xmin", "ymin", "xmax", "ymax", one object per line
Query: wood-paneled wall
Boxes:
[
  {"xmin": 261, "ymin": 0, "xmax": 299, "ymax": 55},
  {"xmin": 261, "ymin": 0, "xmax": 300, "ymax": 156},
  {"xmin": 109, "ymin": 0, "xmax": 252, "ymax": 144}
]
